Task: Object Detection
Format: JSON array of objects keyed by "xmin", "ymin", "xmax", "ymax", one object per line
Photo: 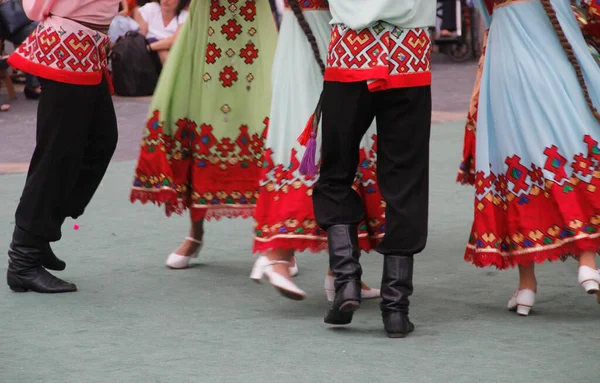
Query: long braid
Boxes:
[
  {"xmin": 540, "ymin": 0, "xmax": 600, "ymax": 124},
  {"xmin": 287, "ymin": 0, "xmax": 326, "ymax": 75}
]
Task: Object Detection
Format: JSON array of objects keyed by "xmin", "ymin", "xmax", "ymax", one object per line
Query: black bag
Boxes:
[
  {"xmin": 0, "ymin": 0, "xmax": 31, "ymax": 36},
  {"xmin": 111, "ymin": 31, "xmax": 158, "ymax": 97}
]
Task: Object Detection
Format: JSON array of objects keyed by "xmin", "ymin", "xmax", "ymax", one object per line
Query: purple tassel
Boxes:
[{"xmin": 299, "ymin": 132, "xmax": 318, "ymax": 176}]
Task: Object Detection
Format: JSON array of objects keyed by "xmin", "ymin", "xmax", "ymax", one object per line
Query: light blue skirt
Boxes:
[{"xmin": 467, "ymin": 0, "xmax": 600, "ymax": 268}]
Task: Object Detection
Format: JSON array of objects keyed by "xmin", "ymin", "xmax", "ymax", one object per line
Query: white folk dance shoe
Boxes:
[
  {"xmin": 507, "ymin": 289, "xmax": 536, "ymax": 316},
  {"xmin": 324, "ymin": 274, "xmax": 381, "ymax": 302},
  {"xmin": 253, "ymin": 255, "xmax": 298, "ymax": 276},
  {"xmin": 165, "ymin": 237, "xmax": 203, "ymax": 269},
  {"xmin": 578, "ymin": 266, "xmax": 600, "ymax": 294},
  {"xmin": 250, "ymin": 256, "xmax": 306, "ymax": 301}
]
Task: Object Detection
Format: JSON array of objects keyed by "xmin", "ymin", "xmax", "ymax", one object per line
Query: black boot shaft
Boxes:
[
  {"xmin": 380, "ymin": 255, "xmax": 415, "ymax": 338},
  {"xmin": 324, "ymin": 225, "xmax": 362, "ymax": 324}
]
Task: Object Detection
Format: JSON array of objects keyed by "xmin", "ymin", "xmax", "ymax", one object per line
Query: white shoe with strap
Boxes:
[
  {"xmin": 250, "ymin": 256, "xmax": 306, "ymax": 300},
  {"xmin": 165, "ymin": 237, "xmax": 203, "ymax": 269},
  {"xmin": 507, "ymin": 289, "xmax": 536, "ymax": 316}
]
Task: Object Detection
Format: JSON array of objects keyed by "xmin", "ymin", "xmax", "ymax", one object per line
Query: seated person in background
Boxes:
[
  {"xmin": 440, "ymin": 0, "xmax": 458, "ymax": 38},
  {"xmin": 108, "ymin": 0, "xmax": 154, "ymax": 44},
  {"xmin": 133, "ymin": 0, "xmax": 188, "ymax": 69}
]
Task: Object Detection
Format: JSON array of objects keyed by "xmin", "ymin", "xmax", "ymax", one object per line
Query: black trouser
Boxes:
[
  {"xmin": 313, "ymin": 81, "xmax": 431, "ymax": 256},
  {"xmin": 14, "ymin": 77, "xmax": 118, "ymax": 242}
]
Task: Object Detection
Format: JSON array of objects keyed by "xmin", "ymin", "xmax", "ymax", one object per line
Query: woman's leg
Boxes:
[
  {"xmin": 517, "ymin": 264, "xmax": 537, "ymax": 292},
  {"xmin": 172, "ymin": 214, "xmax": 205, "ymax": 257}
]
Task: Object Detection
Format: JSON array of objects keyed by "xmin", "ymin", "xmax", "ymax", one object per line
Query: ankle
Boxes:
[{"xmin": 579, "ymin": 252, "xmax": 597, "ymax": 269}]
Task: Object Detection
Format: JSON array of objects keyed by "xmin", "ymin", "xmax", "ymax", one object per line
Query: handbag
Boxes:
[{"xmin": 0, "ymin": 0, "xmax": 32, "ymax": 35}]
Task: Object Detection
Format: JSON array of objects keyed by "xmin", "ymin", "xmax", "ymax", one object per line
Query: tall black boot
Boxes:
[
  {"xmin": 324, "ymin": 225, "xmax": 362, "ymax": 325},
  {"xmin": 381, "ymin": 255, "xmax": 415, "ymax": 338},
  {"xmin": 7, "ymin": 228, "xmax": 76, "ymax": 293},
  {"xmin": 12, "ymin": 227, "xmax": 66, "ymax": 271}
]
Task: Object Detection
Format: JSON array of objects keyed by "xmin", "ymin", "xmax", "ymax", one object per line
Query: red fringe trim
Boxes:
[
  {"xmin": 130, "ymin": 188, "xmax": 255, "ymax": 221},
  {"xmin": 465, "ymin": 237, "xmax": 600, "ymax": 270}
]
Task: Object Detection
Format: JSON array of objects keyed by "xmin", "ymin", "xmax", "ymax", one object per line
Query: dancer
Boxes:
[
  {"xmin": 250, "ymin": 0, "xmax": 382, "ymax": 301},
  {"xmin": 6, "ymin": 0, "xmax": 120, "ymax": 293},
  {"xmin": 459, "ymin": 0, "xmax": 600, "ymax": 315},
  {"xmin": 311, "ymin": 1, "xmax": 435, "ymax": 337},
  {"xmin": 131, "ymin": 0, "xmax": 277, "ymax": 269}
]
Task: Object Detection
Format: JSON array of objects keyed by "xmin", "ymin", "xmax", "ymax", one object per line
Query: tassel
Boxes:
[
  {"xmin": 298, "ymin": 91, "xmax": 323, "ymax": 176},
  {"xmin": 299, "ymin": 132, "xmax": 317, "ymax": 176},
  {"xmin": 297, "ymin": 113, "xmax": 315, "ymax": 146}
]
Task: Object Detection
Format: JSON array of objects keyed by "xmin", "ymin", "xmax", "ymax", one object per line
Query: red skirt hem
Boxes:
[
  {"xmin": 465, "ymin": 236, "xmax": 600, "ymax": 270},
  {"xmin": 130, "ymin": 188, "xmax": 255, "ymax": 221}
]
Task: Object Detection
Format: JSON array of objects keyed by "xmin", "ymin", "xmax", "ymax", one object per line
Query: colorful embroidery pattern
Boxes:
[
  {"xmin": 10, "ymin": 21, "xmax": 109, "ymax": 84},
  {"xmin": 131, "ymin": 111, "xmax": 267, "ymax": 221},
  {"xmin": 253, "ymin": 135, "xmax": 385, "ymax": 253},
  {"xmin": 325, "ymin": 24, "xmax": 432, "ymax": 91},
  {"xmin": 466, "ymin": 135, "xmax": 600, "ymax": 269}
]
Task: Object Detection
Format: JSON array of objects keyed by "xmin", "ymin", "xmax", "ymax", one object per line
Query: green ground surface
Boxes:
[{"xmin": 0, "ymin": 122, "xmax": 597, "ymax": 383}]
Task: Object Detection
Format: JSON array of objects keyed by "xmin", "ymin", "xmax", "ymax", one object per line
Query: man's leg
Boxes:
[
  {"xmin": 8, "ymin": 79, "xmax": 97, "ymax": 293},
  {"xmin": 374, "ymin": 85, "xmax": 432, "ymax": 338},
  {"xmin": 64, "ymin": 76, "xmax": 118, "ymax": 220},
  {"xmin": 313, "ymin": 81, "xmax": 375, "ymax": 324}
]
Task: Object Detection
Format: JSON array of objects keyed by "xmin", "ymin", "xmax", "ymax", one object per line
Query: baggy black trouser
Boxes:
[
  {"xmin": 313, "ymin": 81, "xmax": 431, "ymax": 256},
  {"xmin": 14, "ymin": 76, "xmax": 118, "ymax": 242}
]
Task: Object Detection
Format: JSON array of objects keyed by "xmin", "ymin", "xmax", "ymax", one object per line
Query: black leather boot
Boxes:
[
  {"xmin": 42, "ymin": 243, "xmax": 66, "ymax": 271},
  {"xmin": 7, "ymin": 228, "xmax": 76, "ymax": 293},
  {"xmin": 381, "ymin": 255, "xmax": 415, "ymax": 338},
  {"xmin": 12, "ymin": 227, "xmax": 66, "ymax": 271},
  {"xmin": 324, "ymin": 225, "xmax": 362, "ymax": 325}
]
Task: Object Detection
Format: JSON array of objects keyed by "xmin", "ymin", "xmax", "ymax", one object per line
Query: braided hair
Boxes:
[
  {"xmin": 287, "ymin": 0, "xmax": 326, "ymax": 75},
  {"xmin": 540, "ymin": 0, "xmax": 600, "ymax": 124}
]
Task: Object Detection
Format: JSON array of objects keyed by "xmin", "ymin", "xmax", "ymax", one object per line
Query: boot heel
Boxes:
[
  {"xmin": 581, "ymin": 280, "xmax": 599, "ymax": 294},
  {"xmin": 516, "ymin": 304, "xmax": 532, "ymax": 316},
  {"xmin": 9, "ymin": 285, "xmax": 28, "ymax": 293},
  {"xmin": 339, "ymin": 300, "xmax": 360, "ymax": 313}
]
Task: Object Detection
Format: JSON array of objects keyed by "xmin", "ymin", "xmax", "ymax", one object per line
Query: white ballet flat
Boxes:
[
  {"xmin": 324, "ymin": 274, "xmax": 381, "ymax": 302},
  {"xmin": 250, "ymin": 256, "xmax": 306, "ymax": 300},
  {"xmin": 507, "ymin": 289, "xmax": 536, "ymax": 316},
  {"xmin": 165, "ymin": 237, "xmax": 203, "ymax": 269},
  {"xmin": 578, "ymin": 266, "xmax": 600, "ymax": 294}
]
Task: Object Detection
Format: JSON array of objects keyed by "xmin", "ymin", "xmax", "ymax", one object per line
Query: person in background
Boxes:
[
  {"xmin": 0, "ymin": 0, "xmax": 42, "ymax": 100},
  {"xmin": 440, "ymin": 0, "xmax": 458, "ymax": 37},
  {"xmin": 133, "ymin": 0, "xmax": 188, "ymax": 70}
]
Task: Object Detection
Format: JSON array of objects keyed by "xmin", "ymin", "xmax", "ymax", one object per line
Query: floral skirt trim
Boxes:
[
  {"xmin": 130, "ymin": 187, "xmax": 256, "ymax": 221},
  {"xmin": 252, "ymin": 141, "xmax": 385, "ymax": 254},
  {"xmin": 465, "ymin": 234, "xmax": 600, "ymax": 269}
]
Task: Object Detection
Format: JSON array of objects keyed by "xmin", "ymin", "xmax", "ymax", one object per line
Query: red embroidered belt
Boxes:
[
  {"xmin": 8, "ymin": 16, "xmax": 110, "ymax": 86},
  {"xmin": 325, "ymin": 23, "xmax": 432, "ymax": 91}
]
